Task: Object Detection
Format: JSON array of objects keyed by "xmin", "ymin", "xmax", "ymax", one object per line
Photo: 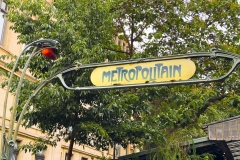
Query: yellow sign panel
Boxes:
[{"xmin": 90, "ymin": 59, "xmax": 196, "ymax": 86}]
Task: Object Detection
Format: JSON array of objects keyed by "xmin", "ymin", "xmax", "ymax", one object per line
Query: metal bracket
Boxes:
[
  {"xmin": 210, "ymin": 48, "xmax": 217, "ymax": 59},
  {"xmin": 1, "ymin": 134, "xmax": 7, "ymax": 160},
  {"xmin": 7, "ymin": 141, "xmax": 14, "ymax": 160},
  {"xmin": 1, "ymin": 135, "xmax": 14, "ymax": 160}
]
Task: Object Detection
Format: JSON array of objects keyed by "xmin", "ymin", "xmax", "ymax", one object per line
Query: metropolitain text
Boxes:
[{"xmin": 101, "ymin": 63, "xmax": 182, "ymax": 83}]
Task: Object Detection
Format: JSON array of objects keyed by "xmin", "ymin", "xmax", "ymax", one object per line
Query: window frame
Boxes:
[{"xmin": 0, "ymin": 1, "xmax": 7, "ymax": 45}]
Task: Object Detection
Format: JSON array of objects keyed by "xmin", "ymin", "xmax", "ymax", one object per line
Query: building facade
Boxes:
[{"xmin": 0, "ymin": 0, "xmax": 138, "ymax": 159}]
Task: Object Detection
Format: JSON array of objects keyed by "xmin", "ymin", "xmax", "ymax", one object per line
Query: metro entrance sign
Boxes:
[
  {"xmin": 56, "ymin": 48, "xmax": 240, "ymax": 91},
  {"xmin": 2, "ymin": 43, "xmax": 240, "ymax": 160},
  {"xmin": 90, "ymin": 59, "xmax": 196, "ymax": 86}
]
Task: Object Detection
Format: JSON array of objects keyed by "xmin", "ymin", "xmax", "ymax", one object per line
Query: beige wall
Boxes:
[{"xmin": 0, "ymin": 10, "xmax": 138, "ymax": 160}]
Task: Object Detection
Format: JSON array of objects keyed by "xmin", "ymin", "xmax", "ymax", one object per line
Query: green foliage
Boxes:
[
  {"xmin": 0, "ymin": 68, "xmax": 7, "ymax": 78},
  {"xmin": 95, "ymin": 154, "xmax": 112, "ymax": 160},
  {"xmin": 3, "ymin": 0, "xmax": 240, "ymax": 159},
  {"xmin": 19, "ymin": 136, "xmax": 57, "ymax": 155},
  {"xmin": 111, "ymin": 0, "xmax": 239, "ymax": 158},
  {"xmin": 4, "ymin": 0, "xmax": 149, "ymax": 155}
]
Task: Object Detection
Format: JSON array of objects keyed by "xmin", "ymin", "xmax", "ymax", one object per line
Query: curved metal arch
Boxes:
[
  {"xmin": 52, "ymin": 49, "xmax": 240, "ymax": 91},
  {"xmin": 11, "ymin": 48, "xmax": 240, "ymax": 155}
]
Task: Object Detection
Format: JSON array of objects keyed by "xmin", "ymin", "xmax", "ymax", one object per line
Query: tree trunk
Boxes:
[
  {"xmin": 66, "ymin": 131, "xmax": 75, "ymax": 160},
  {"xmin": 113, "ymin": 143, "xmax": 116, "ymax": 160},
  {"xmin": 129, "ymin": 14, "xmax": 134, "ymax": 58}
]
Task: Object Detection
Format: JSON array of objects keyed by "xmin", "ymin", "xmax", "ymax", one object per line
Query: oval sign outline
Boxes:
[{"xmin": 90, "ymin": 59, "xmax": 196, "ymax": 86}]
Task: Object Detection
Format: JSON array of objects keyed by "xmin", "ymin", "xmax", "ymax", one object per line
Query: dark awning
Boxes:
[{"xmin": 118, "ymin": 137, "xmax": 233, "ymax": 160}]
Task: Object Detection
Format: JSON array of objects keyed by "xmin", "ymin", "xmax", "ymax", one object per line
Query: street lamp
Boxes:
[{"xmin": 1, "ymin": 39, "xmax": 59, "ymax": 160}]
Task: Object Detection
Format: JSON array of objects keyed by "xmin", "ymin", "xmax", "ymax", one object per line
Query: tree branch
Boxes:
[{"xmin": 196, "ymin": 94, "xmax": 228, "ymax": 118}]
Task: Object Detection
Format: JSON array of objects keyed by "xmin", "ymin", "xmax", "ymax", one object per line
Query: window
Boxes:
[
  {"xmin": 81, "ymin": 157, "xmax": 88, "ymax": 160},
  {"xmin": 35, "ymin": 150, "xmax": 44, "ymax": 160},
  {"xmin": 118, "ymin": 39, "xmax": 121, "ymax": 46},
  {"xmin": 0, "ymin": 1, "xmax": 7, "ymax": 45},
  {"xmin": 122, "ymin": 43, "xmax": 125, "ymax": 51},
  {"xmin": 115, "ymin": 144, "xmax": 121, "ymax": 157}
]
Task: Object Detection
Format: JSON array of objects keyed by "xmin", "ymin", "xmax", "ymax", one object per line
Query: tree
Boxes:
[
  {"xmin": 3, "ymin": 0, "xmax": 150, "ymax": 160},
  {"xmin": 111, "ymin": 0, "xmax": 240, "ymax": 158},
  {"xmin": 2, "ymin": 0, "xmax": 240, "ymax": 159}
]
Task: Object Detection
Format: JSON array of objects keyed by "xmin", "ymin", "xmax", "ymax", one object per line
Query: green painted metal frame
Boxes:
[
  {"xmin": 3, "ymin": 48, "xmax": 238, "ymax": 160},
  {"xmin": 1, "ymin": 39, "xmax": 60, "ymax": 160},
  {"xmin": 54, "ymin": 48, "xmax": 240, "ymax": 91}
]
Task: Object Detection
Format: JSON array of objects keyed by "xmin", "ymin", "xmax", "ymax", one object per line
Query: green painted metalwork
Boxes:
[
  {"xmin": 1, "ymin": 39, "xmax": 59, "ymax": 160},
  {"xmin": 2, "ymin": 47, "xmax": 239, "ymax": 160},
  {"xmin": 55, "ymin": 49, "xmax": 240, "ymax": 91}
]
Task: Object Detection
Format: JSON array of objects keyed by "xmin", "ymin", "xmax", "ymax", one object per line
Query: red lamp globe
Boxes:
[{"xmin": 41, "ymin": 47, "xmax": 57, "ymax": 60}]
